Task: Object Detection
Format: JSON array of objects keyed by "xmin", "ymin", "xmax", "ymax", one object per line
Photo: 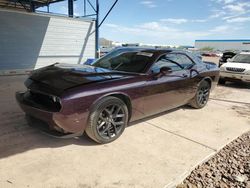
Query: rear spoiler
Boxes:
[{"xmin": 203, "ymin": 61, "xmax": 217, "ymax": 66}]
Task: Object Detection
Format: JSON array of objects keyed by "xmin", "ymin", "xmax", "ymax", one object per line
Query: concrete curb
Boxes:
[{"xmin": 164, "ymin": 130, "xmax": 250, "ymax": 188}]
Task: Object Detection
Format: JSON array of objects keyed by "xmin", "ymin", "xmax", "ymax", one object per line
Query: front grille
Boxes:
[
  {"xmin": 226, "ymin": 67, "xmax": 245, "ymax": 73},
  {"xmin": 24, "ymin": 90, "xmax": 61, "ymax": 112}
]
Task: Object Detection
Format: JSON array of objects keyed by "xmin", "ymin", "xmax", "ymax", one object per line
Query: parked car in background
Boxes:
[
  {"xmin": 201, "ymin": 52, "xmax": 218, "ymax": 57},
  {"xmin": 83, "ymin": 58, "xmax": 96, "ymax": 65},
  {"xmin": 100, "ymin": 47, "xmax": 114, "ymax": 57},
  {"xmin": 219, "ymin": 52, "xmax": 250, "ymax": 84},
  {"xmin": 219, "ymin": 52, "xmax": 236, "ymax": 67},
  {"xmin": 16, "ymin": 48, "xmax": 219, "ymax": 144},
  {"xmin": 189, "ymin": 51, "xmax": 202, "ymax": 60},
  {"xmin": 215, "ymin": 51, "xmax": 223, "ymax": 57}
]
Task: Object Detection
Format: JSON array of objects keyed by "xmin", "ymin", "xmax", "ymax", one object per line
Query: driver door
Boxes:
[{"xmin": 142, "ymin": 53, "xmax": 196, "ymax": 117}]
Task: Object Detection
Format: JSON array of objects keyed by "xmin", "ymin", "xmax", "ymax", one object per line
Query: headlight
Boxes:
[
  {"xmin": 52, "ymin": 96, "xmax": 57, "ymax": 102},
  {"xmin": 51, "ymin": 95, "xmax": 61, "ymax": 103},
  {"xmin": 220, "ymin": 66, "xmax": 226, "ymax": 71},
  {"xmin": 246, "ymin": 70, "xmax": 250, "ymax": 75}
]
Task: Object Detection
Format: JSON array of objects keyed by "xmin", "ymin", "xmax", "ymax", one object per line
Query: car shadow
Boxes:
[
  {"xmin": 0, "ymin": 104, "xmax": 192, "ymax": 159},
  {"xmin": 0, "ymin": 110, "xmax": 99, "ymax": 159},
  {"xmin": 220, "ymin": 82, "xmax": 250, "ymax": 89},
  {"xmin": 128, "ymin": 106, "xmax": 187, "ymax": 127}
]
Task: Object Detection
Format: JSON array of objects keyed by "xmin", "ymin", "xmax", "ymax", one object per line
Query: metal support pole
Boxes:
[
  {"xmin": 98, "ymin": 0, "xmax": 118, "ymax": 28},
  {"xmin": 29, "ymin": 0, "xmax": 35, "ymax": 12},
  {"xmin": 84, "ymin": 0, "xmax": 86, "ymax": 16},
  {"xmin": 95, "ymin": 0, "xmax": 99, "ymax": 58},
  {"xmin": 87, "ymin": 0, "xmax": 96, "ymax": 12},
  {"xmin": 68, "ymin": 0, "xmax": 74, "ymax": 17}
]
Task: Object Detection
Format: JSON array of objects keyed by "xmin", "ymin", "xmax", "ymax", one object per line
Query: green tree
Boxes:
[{"xmin": 200, "ymin": 47, "xmax": 214, "ymax": 51}]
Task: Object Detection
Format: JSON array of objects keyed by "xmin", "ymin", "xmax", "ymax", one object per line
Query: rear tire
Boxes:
[
  {"xmin": 85, "ymin": 96, "xmax": 128, "ymax": 144},
  {"xmin": 189, "ymin": 80, "xmax": 211, "ymax": 109},
  {"xmin": 218, "ymin": 78, "xmax": 226, "ymax": 85}
]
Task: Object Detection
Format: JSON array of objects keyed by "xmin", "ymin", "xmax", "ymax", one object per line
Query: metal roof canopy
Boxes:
[{"xmin": 0, "ymin": 0, "xmax": 64, "ymax": 12}]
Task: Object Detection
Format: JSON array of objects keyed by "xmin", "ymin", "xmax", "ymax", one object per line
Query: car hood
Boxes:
[
  {"xmin": 27, "ymin": 63, "xmax": 136, "ymax": 95},
  {"xmin": 222, "ymin": 62, "xmax": 250, "ymax": 69}
]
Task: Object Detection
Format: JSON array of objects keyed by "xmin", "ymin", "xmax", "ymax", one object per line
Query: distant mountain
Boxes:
[{"xmin": 100, "ymin": 38, "xmax": 113, "ymax": 47}]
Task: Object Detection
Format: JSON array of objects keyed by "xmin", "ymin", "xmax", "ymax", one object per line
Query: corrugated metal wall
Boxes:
[{"xmin": 0, "ymin": 9, "xmax": 95, "ymax": 75}]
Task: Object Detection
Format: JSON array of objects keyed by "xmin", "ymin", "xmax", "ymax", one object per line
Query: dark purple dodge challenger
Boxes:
[{"xmin": 16, "ymin": 48, "xmax": 220, "ymax": 143}]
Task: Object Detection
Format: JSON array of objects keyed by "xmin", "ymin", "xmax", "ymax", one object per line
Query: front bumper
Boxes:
[
  {"xmin": 220, "ymin": 71, "xmax": 250, "ymax": 82},
  {"xmin": 16, "ymin": 91, "xmax": 86, "ymax": 137}
]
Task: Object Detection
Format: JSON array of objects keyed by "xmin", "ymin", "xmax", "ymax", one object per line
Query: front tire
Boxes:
[
  {"xmin": 218, "ymin": 78, "xmax": 226, "ymax": 85},
  {"xmin": 189, "ymin": 80, "xmax": 211, "ymax": 109},
  {"xmin": 85, "ymin": 96, "xmax": 128, "ymax": 144}
]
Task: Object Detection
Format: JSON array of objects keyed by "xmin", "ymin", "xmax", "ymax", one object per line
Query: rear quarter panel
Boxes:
[{"xmin": 202, "ymin": 61, "xmax": 220, "ymax": 89}]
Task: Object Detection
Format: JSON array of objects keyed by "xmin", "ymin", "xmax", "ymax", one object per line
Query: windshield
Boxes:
[
  {"xmin": 92, "ymin": 49, "xmax": 154, "ymax": 73},
  {"xmin": 232, "ymin": 54, "xmax": 250, "ymax": 63}
]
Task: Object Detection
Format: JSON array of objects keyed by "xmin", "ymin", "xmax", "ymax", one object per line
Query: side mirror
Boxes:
[
  {"xmin": 154, "ymin": 67, "xmax": 172, "ymax": 79},
  {"xmin": 160, "ymin": 67, "xmax": 172, "ymax": 75}
]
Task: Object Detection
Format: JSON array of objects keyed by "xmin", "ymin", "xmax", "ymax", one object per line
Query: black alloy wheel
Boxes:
[
  {"xmin": 190, "ymin": 80, "xmax": 211, "ymax": 109},
  {"xmin": 218, "ymin": 78, "xmax": 226, "ymax": 85},
  {"xmin": 197, "ymin": 85, "xmax": 210, "ymax": 106},
  {"xmin": 96, "ymin": 104, "xmax": 126, "ymax": 140},
  {"xmin": 85, "ymin": 96, "xmax": 128, "ymax": 144}
]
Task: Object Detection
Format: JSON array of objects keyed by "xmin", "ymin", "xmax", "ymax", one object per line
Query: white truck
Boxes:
[{"xmin": 219, "ymin": 52, "xmax": 250, "ymax": 84}]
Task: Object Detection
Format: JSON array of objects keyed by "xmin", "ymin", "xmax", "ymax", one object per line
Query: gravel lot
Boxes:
[{"xmin": 177, "ymin": 131, "xmax": 250, "ymax": 188}]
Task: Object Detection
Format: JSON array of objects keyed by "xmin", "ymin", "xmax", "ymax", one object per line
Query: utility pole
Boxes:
[
  {"xmin": 95, "ymin": 0, "xmax": 100, "ymax": 58},
  {"xmin": 84, "ymin": 0, "xmax": 86, "ymax": 16},
  {"xmin": 68, "ymin": 0, "xmax": 74, "ymax": 17},
  {"xmin": 84, "ymin": 0, "xmax": 118, "ymax": 58}
]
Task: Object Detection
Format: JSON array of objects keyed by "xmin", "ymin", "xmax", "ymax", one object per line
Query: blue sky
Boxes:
[{"xmin": 38, "ymin": 0, "xmax": 250, "ymax": 45}]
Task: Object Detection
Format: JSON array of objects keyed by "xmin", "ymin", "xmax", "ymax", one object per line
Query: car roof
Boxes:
[
  {"xmin": 115, "ymin": 47, "xmax": 188, "ymax": 55},
  {"xmin": 240, "ymin": 52, "xmax": 250, "ymax": 55},
  {"xmin": 223, "ymin": 51, "xmax": 236, "ymax": 55}
]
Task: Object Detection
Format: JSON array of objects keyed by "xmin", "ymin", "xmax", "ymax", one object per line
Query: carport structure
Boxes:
[
  {"xmin": 0, "ymin": 0, "xmax": 63, "ymax": 12},
  {"xmin": 0, "ymin": 0, "xmax": 118, "ymax": 75}
]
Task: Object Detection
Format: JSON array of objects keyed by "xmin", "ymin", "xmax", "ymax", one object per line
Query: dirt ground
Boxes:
[
  {"xmin": 202, "ymin": 56, "xmax": 220, "ymax": 65},
  {"xmin": 0, "ymin": 59, "xmax": 249, "ymax": 187}
]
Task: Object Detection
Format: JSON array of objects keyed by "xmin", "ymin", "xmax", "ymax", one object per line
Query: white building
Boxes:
[
  {"xmin": 0, "ymin": 9, "xmax": 95, "ymax": 75},
  {"xmin": 195, "ymin": 40, "xmax": 250, "ymax": 51}
]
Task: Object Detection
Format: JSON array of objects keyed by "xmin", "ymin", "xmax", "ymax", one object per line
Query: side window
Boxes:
[
  {"xmin": 165, "ymin": 53, "xmax": 194, "ymax": 69},
  {"xmin": 151, "ymin": 55, "xmax": 183, "ymax": 73}
]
